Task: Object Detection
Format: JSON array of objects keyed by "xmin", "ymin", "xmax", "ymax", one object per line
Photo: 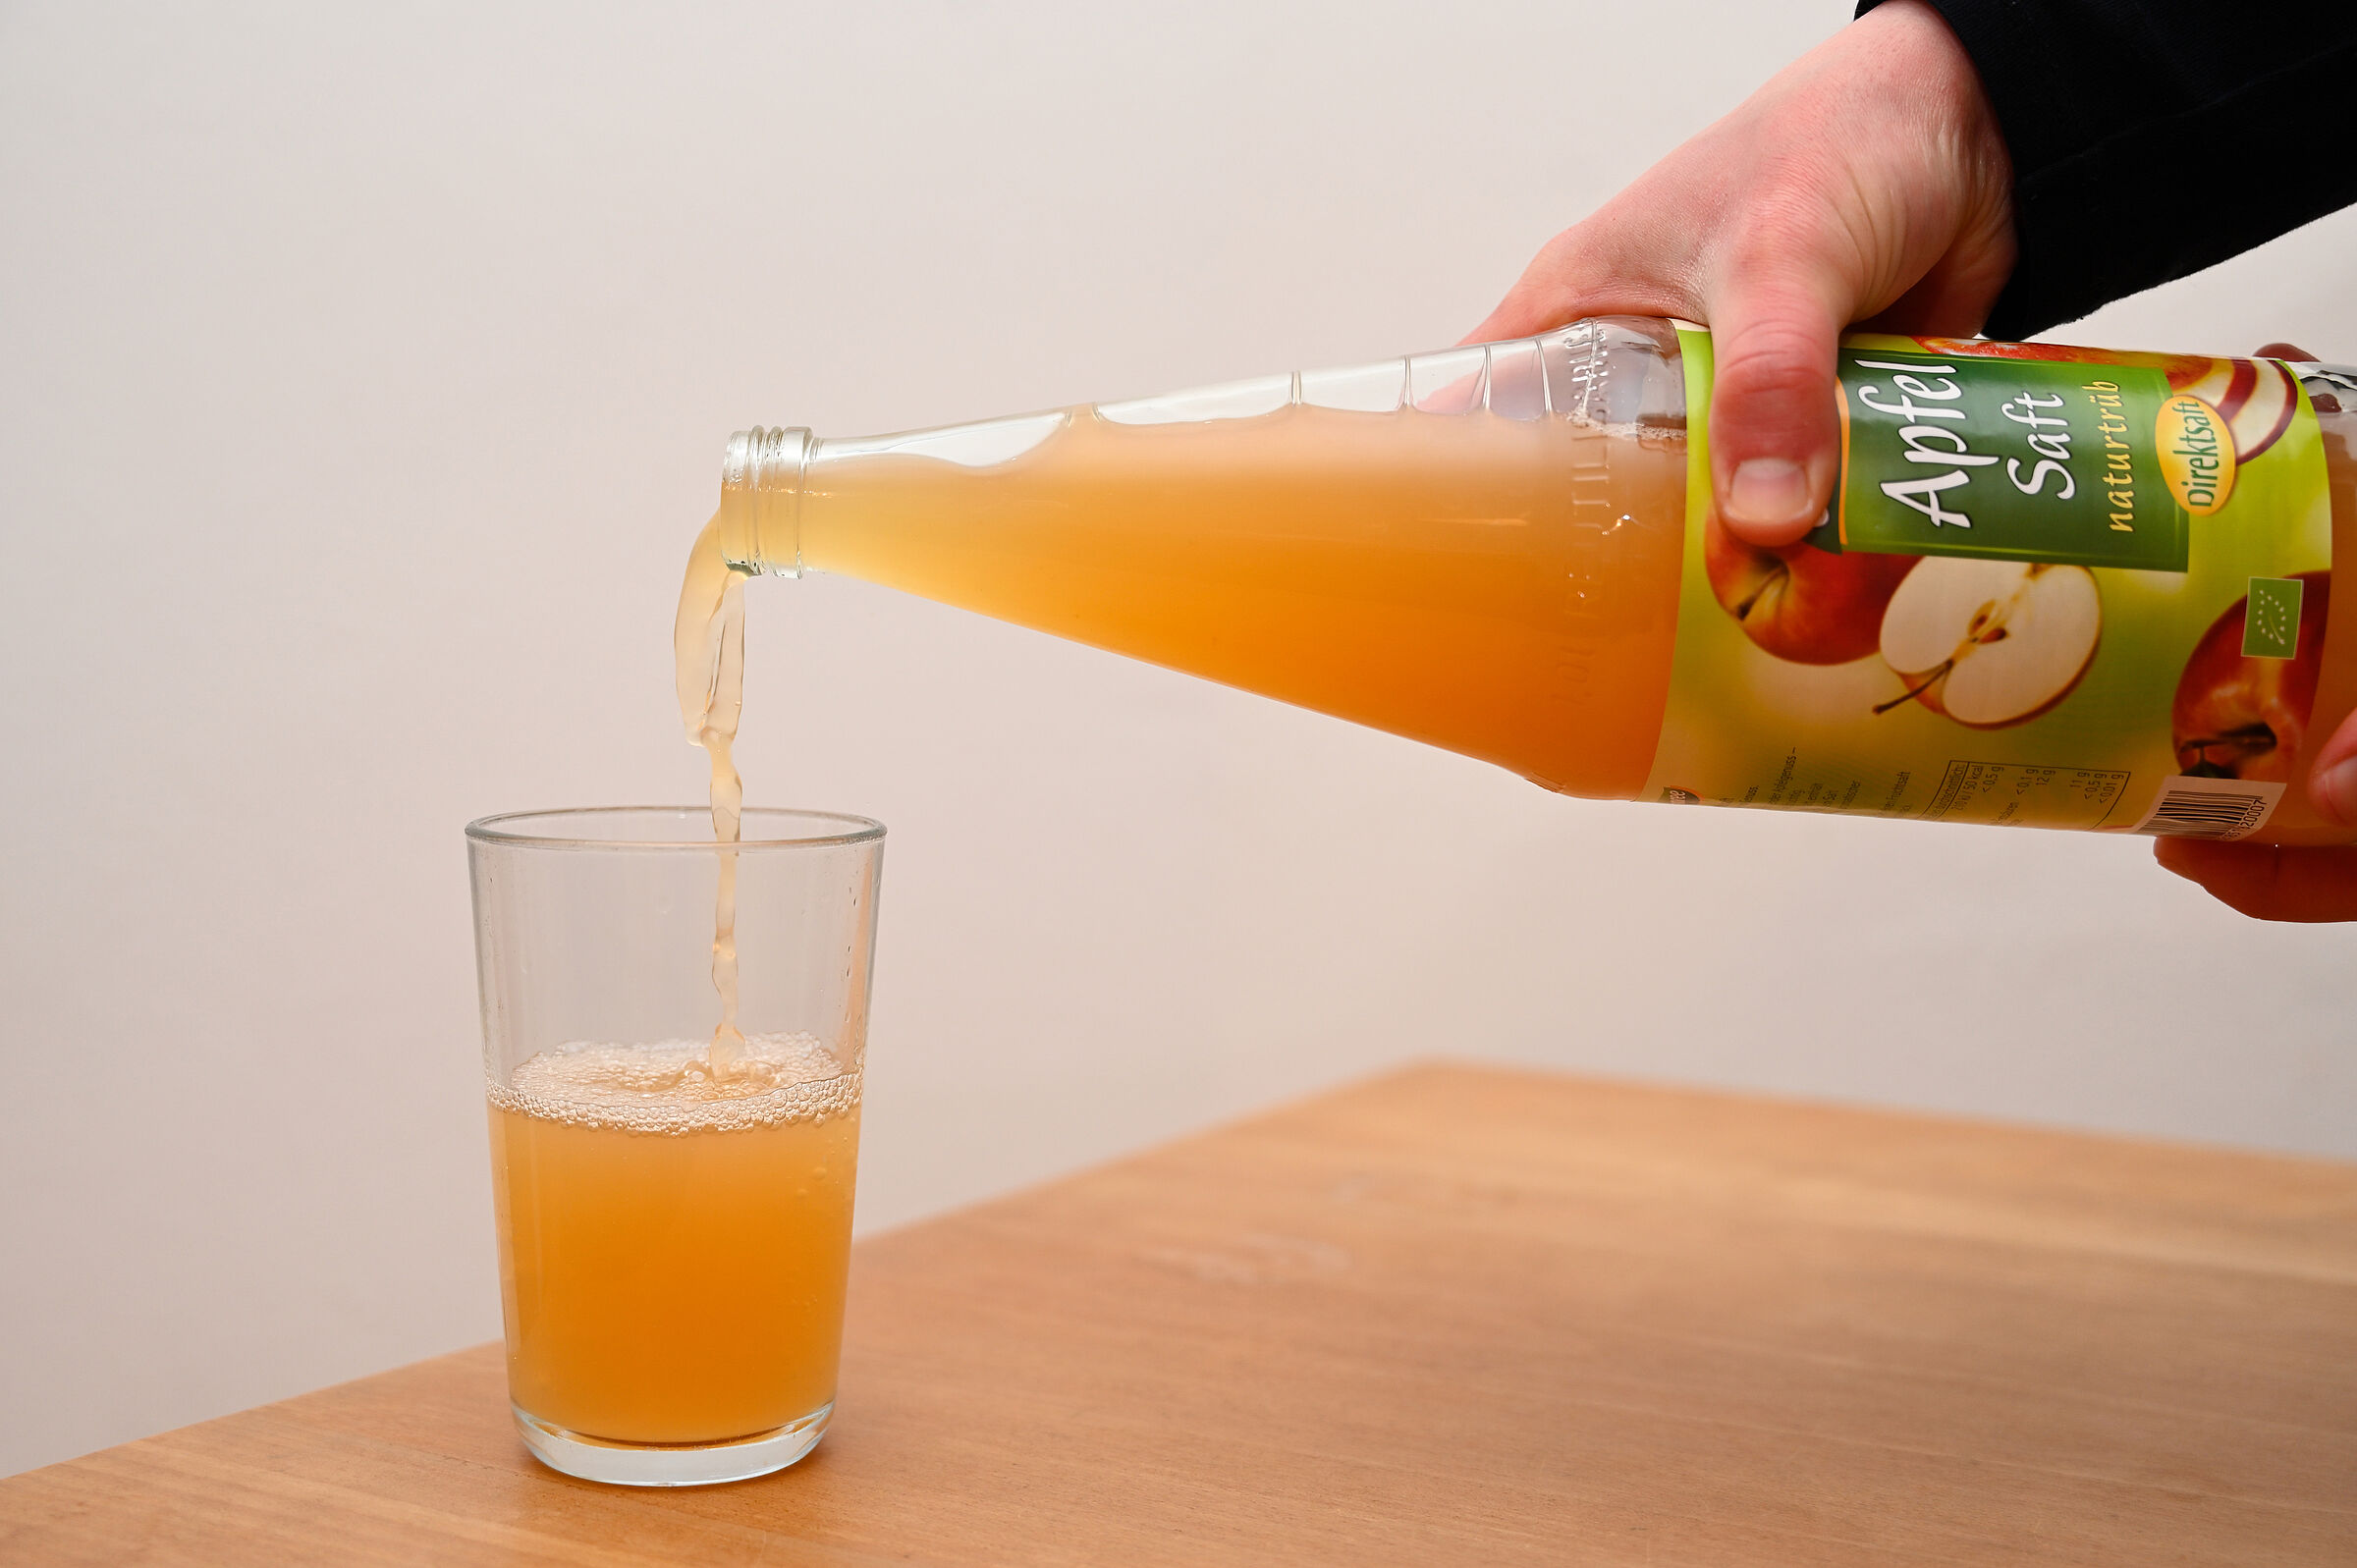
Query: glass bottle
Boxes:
[{"xmin": 709, "ymin": 318, "xmax": 2356, "ymax": 846}]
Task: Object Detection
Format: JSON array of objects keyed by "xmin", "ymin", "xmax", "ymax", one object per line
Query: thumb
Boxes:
[
  {"xmin": 1704, "ymin": 271, "xmax": 1851, "ymax": 548},
  {"xmin": 2308, "ymin": 704, "xmax": 2357, "ymax": 828}
]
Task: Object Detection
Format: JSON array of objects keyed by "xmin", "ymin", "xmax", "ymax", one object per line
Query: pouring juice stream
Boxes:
[{"xmin": 676, "ymin": 519, "xmax": 749, "ymax": 1072}]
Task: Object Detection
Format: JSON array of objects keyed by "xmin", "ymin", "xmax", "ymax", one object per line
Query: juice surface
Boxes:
[
  {"xmin": 489, "ymin": 1038, "xmax": 860, "ymax": 1444},
  {"xmin": 797, "ymin": 405, "xmax": 1689, "ymax": 796}
]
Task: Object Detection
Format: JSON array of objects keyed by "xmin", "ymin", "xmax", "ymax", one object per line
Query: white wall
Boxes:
[{"xmin": 3, "ymin": 0, "xmax": 2352, "ymax": 1478}]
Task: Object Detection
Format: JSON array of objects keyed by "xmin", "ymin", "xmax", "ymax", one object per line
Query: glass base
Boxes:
[{"xmin": 513, "ymin": 1401, "xmax": 832, "ymax": 1487}]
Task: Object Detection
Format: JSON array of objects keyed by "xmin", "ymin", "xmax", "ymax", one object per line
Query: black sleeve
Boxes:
[{"xmin": 1855, "ymin": 0, "xmax": 2357, "ymax": 339}]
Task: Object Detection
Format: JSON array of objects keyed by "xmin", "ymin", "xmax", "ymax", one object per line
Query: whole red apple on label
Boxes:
[
  {"xmin": 2172, "ymin": 570, "xmax": 2330, "ymax": 782},
  {"xmin": 1704, "ymin": 514, "xmax": 1919, "ymax": 665}
]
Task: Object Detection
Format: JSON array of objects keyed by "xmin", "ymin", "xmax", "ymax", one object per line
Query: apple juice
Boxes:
[
  {"xmin": 489, "ymin": 1037, "xmax": 860, "ymax": 1444},
  {"xmin": 695, "ymin": 317, "xmax": 2356, "ymax": 846}
]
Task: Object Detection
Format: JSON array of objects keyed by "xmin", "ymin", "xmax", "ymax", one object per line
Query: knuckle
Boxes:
[
  {"xmin": 1711, "ymin": 326, "xmax": 1836, "ymax": 401},
  {"xmin": 1507, "ymin": 219, "xmax": 1697, "ymax": 328}
]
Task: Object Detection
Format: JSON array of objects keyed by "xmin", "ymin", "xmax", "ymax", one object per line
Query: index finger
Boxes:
[{"xmin": 2154, "ymin": 839, "xmax": 2357, "ymax": 923}]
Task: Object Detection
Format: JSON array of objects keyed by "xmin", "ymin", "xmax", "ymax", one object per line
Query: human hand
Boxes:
[
  {"xmin": 1466, "ymin": 0, "xmax": 2013, "ymax": 548},
  {"xmin": 1471, "ymin": 6, "xmax": 2357, "ymax": 921},
  {"xmin": 2157, "ymin": 828, "xmax": 2357, "ymax": 922}
]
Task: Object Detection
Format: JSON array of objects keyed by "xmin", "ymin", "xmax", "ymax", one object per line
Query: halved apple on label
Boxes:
[
  {"xmin": 1876, "ymin": 559, "xmax": 2102, "ymax": 728},
  {"xmin": 2168, "ymin": 357, "xmax": 2300, "ymax": 462}
]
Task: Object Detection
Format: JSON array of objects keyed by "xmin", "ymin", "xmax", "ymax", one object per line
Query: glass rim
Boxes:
[{"xmin": 464, "ymin": 805, "xmax": 886, "ymax": 852}]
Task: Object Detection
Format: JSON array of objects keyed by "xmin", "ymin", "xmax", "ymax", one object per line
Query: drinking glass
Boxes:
[{"xmin": 466, "ymin": 806, "xmax": 884, "ymax": 1487}]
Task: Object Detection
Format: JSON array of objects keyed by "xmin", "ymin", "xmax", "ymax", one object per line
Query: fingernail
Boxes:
[
  {"xmin": 1727, "ymin": 459, "xmax": 1811, "ymax": 526},
  {"xmin": 2314, "ymin": 755, "xmax": 2357, "ymax": 826}
]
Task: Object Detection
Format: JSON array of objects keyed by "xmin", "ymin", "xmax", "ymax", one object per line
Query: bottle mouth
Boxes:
[{"xmin": 720, "ymin": 427, "xmax": 811, "ymax": 576}]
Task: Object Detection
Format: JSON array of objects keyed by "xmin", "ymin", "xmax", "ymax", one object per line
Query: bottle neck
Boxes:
[{"xmin": 719, "ymin": 426, "xmax": 810, "ymax": 577}]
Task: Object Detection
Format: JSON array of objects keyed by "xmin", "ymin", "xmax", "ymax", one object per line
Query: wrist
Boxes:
[{"xmin": 1859, "ymin": 0, "xmax": 2011, "ymax": 196}]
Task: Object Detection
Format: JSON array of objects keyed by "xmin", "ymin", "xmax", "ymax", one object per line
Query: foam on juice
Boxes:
[{"xmin": 490, "ymin": 1033, "xmax": 860, "ymax": 1135}]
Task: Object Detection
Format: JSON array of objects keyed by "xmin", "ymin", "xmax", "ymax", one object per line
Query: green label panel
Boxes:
[
  {"xmin": 1828, "ymin": 347, "xmax": 2188, "ymax": 572},
  {"xmin": 2241, "ymin": 576, "xmax": 2304, "ymax": 659}
]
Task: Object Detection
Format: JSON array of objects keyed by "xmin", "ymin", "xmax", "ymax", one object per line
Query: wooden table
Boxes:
[{"xmin": 7, "ymin": 1064, "xmax": 2355, "ymax": 1565}]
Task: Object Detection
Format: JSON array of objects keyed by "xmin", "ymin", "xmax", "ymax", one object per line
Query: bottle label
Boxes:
[{"xmin": 1644, "ymin": 329, "xmax": 2334, "ymax": 837}]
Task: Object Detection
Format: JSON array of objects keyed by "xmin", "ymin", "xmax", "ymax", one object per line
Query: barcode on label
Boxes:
[{"xmin": 2127, "ymin": 776, "xmax": 2286, "ymax": 840}]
